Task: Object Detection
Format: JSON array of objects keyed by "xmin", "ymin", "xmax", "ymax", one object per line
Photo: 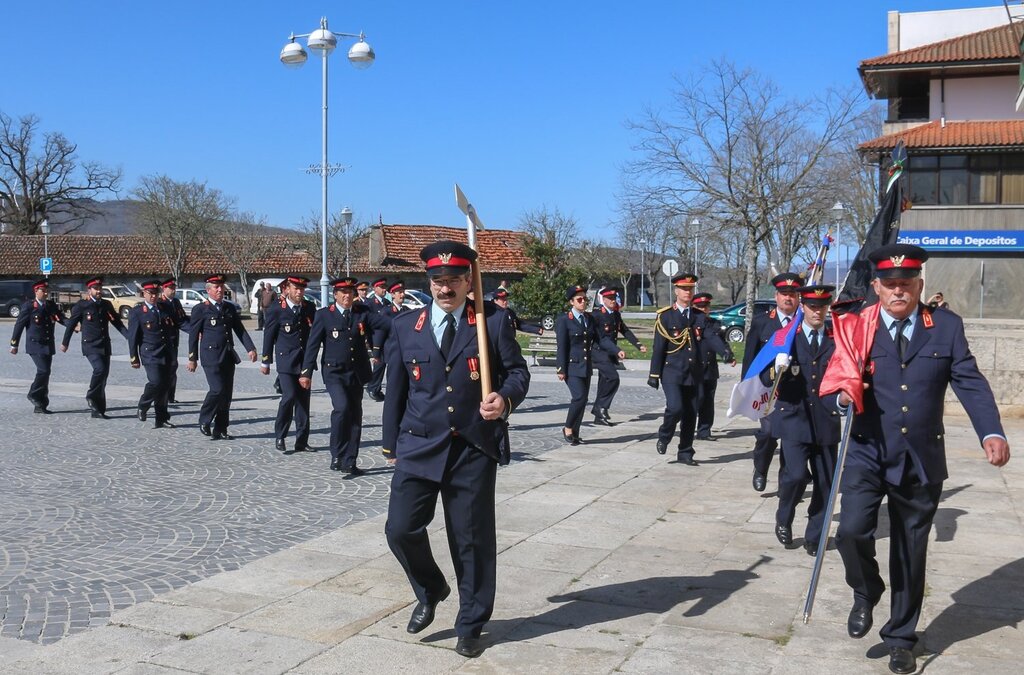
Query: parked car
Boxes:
[
  {"xmin": 175, "ymin": 287, "xmax": 208, "ymax": 316},
  {"xmin": 102, "ymin": 285, "xmax": 142, "ymax": 320},
  {"xmin": 708, "ymin": 300, "xmax": 775, "ymax": 343},
  {"xmin": 0, "ymin": 279, "xmax": 36, "ymax": 318},
  {"xmin": 403, "ymin": 288, "xmax": 430, "ymax": 310}
]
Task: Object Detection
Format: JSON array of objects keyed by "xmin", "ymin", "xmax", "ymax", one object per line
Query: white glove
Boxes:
[{"xmin": 774, "ymin": 353, "xmax": 791, "ymax": 370}]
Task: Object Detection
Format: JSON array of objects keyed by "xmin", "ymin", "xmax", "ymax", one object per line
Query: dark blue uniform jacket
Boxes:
[
  {"xmin": 262, "ymin": 298, "xmax": 317, "ymax": 375},
  {"xmin": 187, "ymin": 301, "xmax": 256, "ymax": 366},
  {"xmin": 128, "ymin": 301, "xmax": 177, "ymax": 365},
  {"xmin": 62, "ymin": 298, "xmax": 128, "ymax": 355},
  {"xmin": 762, "ymin": 327, "xmax": 840, "ymax": 445},
  {"xmin": 555, "ymin": 311, "xmax": 618, "ymax": 377},
  {"xmin": 300, "ymin": 303, "xmax": 388, "ymax": 385},
  {"xmin": 11, "ymin": 299, "xmax": 64, "ymax": 355}
]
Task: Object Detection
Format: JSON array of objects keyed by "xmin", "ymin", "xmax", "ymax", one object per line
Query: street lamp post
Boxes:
[
  {"xmin": 690, "ymin": 217, "xmax": 700, "ymax": 274},
  {"xmin": 340, "ymin": 206, "xmax": 353, "ymax": 277},
  {"xmin": 639, "ymin": 238, "xmax": 646, "ymax": 309},
  {"xmin": 281, "ymin": 16, "xmax": 374, "ymax": 306},
  {"xmin": 831, "ymin": 201, "xmax": 845, "ymax": 286}
]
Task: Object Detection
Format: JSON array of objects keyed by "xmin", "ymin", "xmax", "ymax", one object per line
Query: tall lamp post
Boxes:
[
  {"xmin": 690, "ymin": 218, "xmax": 700, "ymax": 274},
  {"xmin": 281, "ymin": 17, "xmax": 374, "ymax": 306},
  {"xmin": 638, "ymin": 238, "xmax": 646, "ymax": 309},
  {"xmin": 40, "ymin": 218, "xmax": 51, "ymax": 277},
  {"xmin": 341, "ymin": 206, "xmax": 353, "ymax": 277},
  {"xmin": 831, "ymin": 201, "xmax": 845, "ymax": 286}
]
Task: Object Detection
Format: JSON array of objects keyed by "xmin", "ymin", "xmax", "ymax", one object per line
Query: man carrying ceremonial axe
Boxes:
[
  {"xmin": 815, "ymin": 243, "xmax": 1009, "ymax": 675},
  {"xmin": 382, "ymin": 222, "xmax": 529, "ymax": 656}
]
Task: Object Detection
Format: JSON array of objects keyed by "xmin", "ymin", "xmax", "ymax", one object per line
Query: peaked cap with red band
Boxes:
[
  {"xmin": 160, "ymin": 277, "xmax": 176, "ymax": 288},
  {"xmin": 797, "ymin": 284, "xmax": 835, "ymax": 306},
  {"xmin": 140, "ymin": 280, "xmax": 161, "ymax": 292},
  {"xmin": 565, "ymin": 284, "xmax": 587, "ymax": 300},
  {"xmin": 771, "ymin": 272, "xmax": 803, "ymax": 289},
  {"xmin": 372, "ymin": 278, "xmax": 388, "ymax": 288},
  {"xmin": 205, "ymin": 274, "xmax": 226, "ymax": 285},
  {"xmin": 355, "ymin": 281, "xmax": 369, "ymax": 290},
  {"xmin": 420, "ymin": 240, "xmax": 477, "ymax": 276},
  {"xmin": 388, "ymin": 281, "xmax": 404, "ymax": 294},
  {"xmin": 86, "ymin": 277, "xmax": 104, "ymax": 289},
  {"xmin": 493, "ymin": 287, "xmax": 509, "ymax": 299},
  {"xmin": 600, "ymin": 287, "xmax": 620, "ymax": 298},
  {"xmin": 286, "ymin": 275, "xmax": 310, "ymax": 288},
  {"xmin": 32, "ymin": 279, "xmax": 49, "ymax": 290},
  {"xmin": 870, "ymin": 243, "xmax": 928, "ymax": 279},
  {"xmin": 332, "ymin": 277, "xmax": 357, "ymax": 290},
  {"xmin": 693, "ymin": 292, "xmax": 713, "ymax": 305},
  {"xmin": 671, "ymin": 273, "xmax": 698, "ymax": 287}
]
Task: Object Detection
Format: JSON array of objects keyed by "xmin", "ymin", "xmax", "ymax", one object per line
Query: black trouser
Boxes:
[
  {"xmin": 139, "ymin": 361, "xmax": 172, "ymax": 424},
  {"xmin": 564, "ymin": 372, "xmax": 591, "ymax": 436},
  {"xmin": 85, "ymin": 353, "xmax": 110, "ymax": 413},
  {"xmin": 696, "ymin": 378, "xmax": 717, "ymax": 437},
  {"xmin": 275, "ymin": 372, "xmax": 311, "ymax": 449},
  {"xmin": 28, "ymin": 354, "xmax": 52, "ymax": 407},
  {"xmin": 385, "ymin": 440, "xmax": 497, "ymax": 639},
  {"xmin": 257, "ymin": 309, "xmax": 264, "ymax": 330},
  {"xmin": 200, "ymin": 361, "xmax": 236, "ymax": 434},
  {"xmin": 167, "ymin": 341, "xmax": 179, "ymax": 402},
  {"xmin": 752, "ymin": 418, "xmax": 781, "ymax": 475},
  {"xmin": 836, "ymin": 464, "xmax": 942, "ymax": 650},
  {"xmin": 366, "ymin": 358, "xmax": 385, "ymax": 395},
  {"xmin": 776, "ymin": 440, "xmax": 836, "ymax": 543},
  {"xmin": 591, "ymin": 356, "xmax": 620, "ymax": 415},
  {"xmin": 325, "ymin": 378, "xmax": 363, "ymax": 467},
  {"xmin": 659, "ymin": 381, "xmax": 700, "ymax": 460}
]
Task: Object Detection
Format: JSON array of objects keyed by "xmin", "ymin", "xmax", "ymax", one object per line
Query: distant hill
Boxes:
[{"xmin": 50, "ymin": 199, "xmax": 298, "ymax": 236}]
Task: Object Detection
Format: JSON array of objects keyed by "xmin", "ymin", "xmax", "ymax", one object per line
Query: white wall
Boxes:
[
  {"xmin": 930, "ymin": 75, "xmax": 1024, "ymax": 120},
  {"xmin": 894, "ymin": 5, "xmax": 1024, "ymax": 51}
]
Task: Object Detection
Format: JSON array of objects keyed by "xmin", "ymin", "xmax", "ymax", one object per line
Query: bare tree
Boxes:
[
  {"xmin": 616, "ymin": 206, "xmax": 675, "ymax": 306},
  {"xmin": 222, "ymin": 212, "xmax": 275, "ymax": 310},
  {"xmin": 0, "ymin": 111, "xmax": 121, "ymax": 234},
  {"xmin": 824, "ymin": 103, "xmax": 887, "ymax": 246},
  {"xmin": 622, "ymin": 60, "xmax": 862, "ymax": 329},
  {"xmin": 133, "ymin": 175, "xmax": 235, "ymax": 280},
  {"xmin": 298, "ymin": 208, "xmax": 370, "ymax": 279}
]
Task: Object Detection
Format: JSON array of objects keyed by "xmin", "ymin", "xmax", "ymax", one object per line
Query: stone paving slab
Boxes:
[{"xmin": 3, "ymin": 319, "xmax": 1023, "ymax": 673}]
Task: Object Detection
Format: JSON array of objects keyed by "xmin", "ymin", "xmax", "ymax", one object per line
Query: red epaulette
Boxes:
[
  {"xmin": 921, "ymin": 308, "xmax": 934, "ymax": 328},
  {"xmin": 466, "ymin": 303, "xmax": 476, "ymax": 326},
  {"xmin": 414, "ymin": 309, "xmax": 427, "ymax": 331},
  {"xmin": 769, "ymin": 308, "xmax": 777, "ymax": 319}
]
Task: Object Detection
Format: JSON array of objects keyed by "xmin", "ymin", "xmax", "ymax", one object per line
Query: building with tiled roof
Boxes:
[
  {"xmin": 857, "ymin": 5, "xmax": 1024, "ymax": 319},
  {"xmin": 0, "ymin": 225, "xmax": 529, "ymax": 311}
]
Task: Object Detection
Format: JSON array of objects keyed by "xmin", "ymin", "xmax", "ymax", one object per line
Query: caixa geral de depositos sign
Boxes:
[{"xmin": 897, "ymin": 230, "xmax": 1024, "ymax": 252}]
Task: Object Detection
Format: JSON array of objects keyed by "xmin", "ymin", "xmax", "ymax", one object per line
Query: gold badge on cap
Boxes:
[
  {"xmin": 813, "ymin": 289, "xmax": 826, "ymax": 297},
  {"xmin": 890, "ymin": 255, "xmax": 906, "ymax": 268},
  {"xmin": 438, "ymin": 252, "xmax": 453, "ymax": 264}
]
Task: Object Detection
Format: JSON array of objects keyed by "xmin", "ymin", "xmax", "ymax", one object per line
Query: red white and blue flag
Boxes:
[{"xmin": 727, "ymin": 307, "xmax": 804, "ymax": 421}]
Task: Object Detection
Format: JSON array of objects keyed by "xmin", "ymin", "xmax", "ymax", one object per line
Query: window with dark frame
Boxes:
[{"xmin": 905, "ymin": 153, "xmax": 1024, "ymax": 205}]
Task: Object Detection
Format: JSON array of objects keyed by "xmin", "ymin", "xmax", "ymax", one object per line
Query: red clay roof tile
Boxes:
[
  {"xmin": 859, "ymin": 120, "xmax": 1024, "ymax": 151},
  {"xmin": 861, "ymin": 22, "xmax": 1023, "ymax": 68}
]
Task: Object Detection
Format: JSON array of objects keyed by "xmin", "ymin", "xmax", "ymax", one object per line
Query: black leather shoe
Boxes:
[
  {"xmin": 775, "ymin": 523, "xmax": 793, "ymax": 547},
  {"xmin": 137, "ymin": 408, "xmax": 147, "ymax": 422},
  {"xmin": 343, "ymin": 465, "xmax": 365, "ymax": 477},
  {"xmin": 572, "ymin": 435, "xmax": 583, "ymax": 446},
  {"xmin": 677, "ymin": 455, "xmax": 698, "ymax": 466},
  {"xmin": 34, "ymin": 405, "xmax": 52, "ymax": 414},
  {"xmin": 804, "ymin": 540, "xmax": 818, "ymax": 557},
  {"xmin": 275, "ymin": 439, "xmax": 286, "ymax": 452},
  {"xmin": 455, "ymin": 636, "xmax": 484, "ymax": 658},
  {"xmin": 155, "ymin": 421, "xmax": 176, "ymax": 429},
  {"xmin": 600, "ymin": 408, "xmax": 612, "ymax": 423},
  {"xmin": 91, "ymin": 411, "xmax": 109, "ymax": 419},
  {"xmin": 330, "ymin": 460, "xmax": 341, "ymax": 471},
  {"xmin": 562, "ymin": 430, "xmax": 574, "ymax": 444},
  {"xmin": 847, "ymin": 603, "xmax": 873, "ymax": 639},
  {"xmin": 199, "ymin": 423, "xmax": 212, "ymax": 436},
  {"xmin": 368, "ymin": 390, "xmax": 386, "ymax": 402},
  {"xmin": 212, "ymin": 432, "xmax": 234, "ymax": 441},
  {"xmin": 695, "ymin": 432, "xmax": 713, "ymax": 441},
  {"xmin": 752, "ymin": 472, "xmax": 767, "ymax": 492},
  {"xmin": 593, "ymin": 415, "xmax": 613, "ymax": 426},
  {"xmin": 656, "ymin": 440, "xmax": 667, "ymax": 455},
  {"xmin": 888, "ymin": 647, "xmax": 915, "ymax": 674},
  {"xmin": 407, "ymin": 584, "xmax": 451, "ymax": 634}
]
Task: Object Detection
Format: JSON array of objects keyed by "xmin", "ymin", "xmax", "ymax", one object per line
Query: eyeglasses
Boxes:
[
  {"xmin": 429, "ymin": 277, "xmax": 466, "ymax": 288},
  {"xmin": 572, "ymin": 297, "xmax": 587, "ymax": 303}
]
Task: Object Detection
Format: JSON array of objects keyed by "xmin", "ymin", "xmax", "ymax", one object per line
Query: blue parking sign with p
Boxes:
[{"xmin": 40, "ymin": 257, "xmax": 53, "ymax": 274}]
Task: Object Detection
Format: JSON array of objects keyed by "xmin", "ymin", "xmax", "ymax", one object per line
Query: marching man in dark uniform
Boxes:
[
  {"xmin": 364, "ymin": 277, "xmax": 393, "ymax": 401},
  {"xmin": 127, "ymin": 280, "xmax": 177, "ymax": 428},
  {"xmin": 186, "ymin": 274, "xmax": 257, "ymax": 440},
  {"xmin": 648, "ymin": 273, "xmax": 731, "ymax": 465},
  {"xmin": 692, "ymin": 292, "xmax": 734, "ymax": 440},
  {"xmin": 160, "ymin": 278, "xmax": 189, "ymax": 404},
  {"xmin": 382, "ymin": 241, "xmax": 529, "ymax": 659},
  {"xmin": 824, "ymin": 244, "xmax": 1009, "ymax": 675},
  {"xmin": 387, "ymin": 281, "xmax": 409, "ymax": 316},
  {"xmin": 555, "ymin": 285, "xmax": 621, "ymax": 445},
  {"xmin": 60, "ymin": 276, "xmax": 128, "ymax": 418},
  {"xmin": 743, "ymin": 272, "xmax": 802, "ymax": 492},
  {"xmin": 492, "ymin": 287, "xmax": 543, "ymax": 335},
  {"xmin": 262, "ymin": 276, "xmax": 317, "ymax": 453},
  {"xmin": 591, "ymin": 286, "xmax": 646, "ymax": 426},
  {"xmin": 355, "ymin": 280, "xmax": 370, "ymax": 304},
  {"xmin": 759, "ymin": 285, "xmax": 838, "ymax": 555},
  {"xmin": 10, "ymin": 279, "xmax": 64, "ymax": 413},
  {"xmin": 300, "ymin": 278, "xmax": 388, "ymax": 473}
]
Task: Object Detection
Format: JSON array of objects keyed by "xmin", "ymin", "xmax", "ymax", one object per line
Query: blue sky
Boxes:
[{"xmin": 1, "ymin": 1, "xmax": 993, "ymax": 239}]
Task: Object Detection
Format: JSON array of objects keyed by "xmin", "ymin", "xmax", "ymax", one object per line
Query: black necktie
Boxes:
[
  {"xmin": 809, "ymin": 330, "xmax": 819, "ymax": 354},
  {"xmin": 781, "ymin": 316, "xmax": 790, "ymax": 327},
  {"xmin": 895, "ymin": 319, "xmax": 909, "ymax": 360},
  {"xmin": 577, "ymin": 313, "xmax": 586, "ymax": 329},
  {"xmin": 440, "ymin": 314, "xmax": 456, "ymax": 358},
  {"xmin": 293, "ymin": 304, "xmax": 300, "ymax": 316}
]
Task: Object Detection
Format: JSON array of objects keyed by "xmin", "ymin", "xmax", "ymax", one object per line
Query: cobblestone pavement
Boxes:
[{"xmin": 0, "ymin": 321, "xmax": 667, "ymax": 645}]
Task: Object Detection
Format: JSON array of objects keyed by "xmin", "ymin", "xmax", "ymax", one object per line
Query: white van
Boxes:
[{"xmin": 248, "ymin": 277, "xmax": 323, "ymax": 314}]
